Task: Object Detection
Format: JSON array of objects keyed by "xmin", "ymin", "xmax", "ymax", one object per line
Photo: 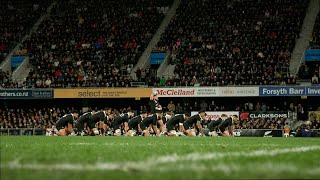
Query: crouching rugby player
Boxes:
[
  {"xmin": 166, "ymin": 113, "xmax": 190, "ymax": 136},
  {"xmin": 126, "ymin": 110, "xmax": 148, "ymax": 136},
  {"xmin": 76, "ymin": 111, "xmax": 100, "ymax": 136},
  {"xmin": 207, "ymin": 114, "xmax": 227, "ymax": 136},
  {"xmin": 140, "ymin": 110, "xmax": 163, "ymax": 136},
  {"xmin": 112, "ymin": 110, "xmax": 134, "ymax": 136},
  {"xmin": 55, "ymin": 111, "xmax": 79, "ymax": 136},
  {"xmin": 92, "ymin": 108, "xmax": 111, "ymax": 135},
  {"xmin": 183, "ymin": 111, "xmax": 206, "ymax": 136},
  {"xmin": 218, "ymin": 115, "xmax": 239, "ymax": 137}
]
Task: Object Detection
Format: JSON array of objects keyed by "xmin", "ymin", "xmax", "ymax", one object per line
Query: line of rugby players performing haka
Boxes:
[{"xmin": 53, "ymin": 93, "xmax": 239, "ymax": 137}]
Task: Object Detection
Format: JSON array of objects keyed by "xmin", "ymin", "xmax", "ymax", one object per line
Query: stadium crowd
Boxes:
[
  {"xmin": 14, "ymin": 0, "xmax": 173, "ymax": 88},
  {"xmin": 310, "ymin": 12, "xmax": 320, "ymax": 49},
  {"xmin": 156, "ymin": 0, "xmax": 308, "ymax": 86},
  {"xmin": 0, "ymin": 0, "xmax": 52, "ymax": 64},
  {"xmin": 1, "ymin": 0, "xmax": 315, "ymax": 88}
]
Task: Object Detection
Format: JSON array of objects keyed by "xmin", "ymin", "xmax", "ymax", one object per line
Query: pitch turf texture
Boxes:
[{"xmin": 1, "ymin": 137, "xmax": 319, "ymax": 180}]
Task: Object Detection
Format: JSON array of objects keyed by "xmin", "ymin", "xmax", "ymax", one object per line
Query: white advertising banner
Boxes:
[
  {"xmin": 219, "ymin": 87, "xmax": 259, "ymax": 97},
  {"xmin": 153, "ymin": 87, "xmax": 218, "ymax": 97},
  {"xmin": 153, "ymin": 87, "xmax": 259, "ymax": 97},
  {"xmin": 191, "ymin": 111, "xmax": 239, "ymax": 120}
]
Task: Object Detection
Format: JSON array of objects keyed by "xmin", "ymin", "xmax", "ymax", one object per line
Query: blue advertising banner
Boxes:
[
  {"xmin": 259, "ymin": 86, "xmax": 320, "ymax": 96},
  {"xmin": 0, "ymin": 90, "xmax": 32, "ymax": 99},
  {"xmin": 32, "ymin": 89, "xmax": 53, "ymax": 98},
  {"xmin": 305, "ymin": 86, "xmax": 320, "ymax": 96},
  {"xmin": 0, "ymin": 89, "xmax": 53, "ymax": 99},
  {"xmin": 305, "ymin": 49, "xmax": 320, "ymax": 61}
]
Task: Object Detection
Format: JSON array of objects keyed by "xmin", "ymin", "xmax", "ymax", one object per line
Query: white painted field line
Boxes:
[
  {"xmin": 156, "ymin": 162, "xmax": 318, "ymax": 175},
  {"xmin": 1, "ymin": 146, "xmax": 320, "ymax": 173},
  {"xmin": 143, "ymin": 146, "xmax": 320, "ymax": 165}
]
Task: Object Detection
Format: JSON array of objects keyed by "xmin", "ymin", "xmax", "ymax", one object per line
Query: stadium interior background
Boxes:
[
  {"xmin": 0, "ymin": 0, "xmax": 319, "ymax": 134},
  {"xmin": 1, "ymin": 0, "xmax": 320, "ymax": 179}
]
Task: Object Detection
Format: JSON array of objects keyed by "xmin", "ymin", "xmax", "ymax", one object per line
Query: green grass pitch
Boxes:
[{"xmin": 1, "ymin": 136, "xmax": 320, "ymax": 180}]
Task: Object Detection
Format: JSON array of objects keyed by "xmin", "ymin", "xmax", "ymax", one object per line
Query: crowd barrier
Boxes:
[{"xmin": 0, "ymin": 128, "xmax": 47, "ymax": 136}]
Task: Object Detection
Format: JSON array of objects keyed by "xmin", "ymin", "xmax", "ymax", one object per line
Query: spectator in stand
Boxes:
[
  {"xmin": 160, "ymin": 77, "xmax": 166, "ymax": 86},
  {"xmin": 136, "ymin": 68, "xmax": 142, "ymax": 81},
  {"xmin": 175, "ymin": 103, "xmax": 183, "ymax": 114},
  {"xmin": 298, "ymin": 63, "xmax": 311, "ymax": 79},
  {"xmin": 200, "ymin": 101, "xmax": 208, "ymax": 111},
  {"xmin": 312, "ymin": 74, "xmax": 319, "ymax": 84},
  {"xmin": 255, "ymin": 102, "xmax": 261, "ymax": 111},
  {"xmin": 261, "ymin": 103, "xmax": 267, "ymax": 112},
  {"xmin": 167, "ymin": 101, "xmax": 175, "ymax": 112}
]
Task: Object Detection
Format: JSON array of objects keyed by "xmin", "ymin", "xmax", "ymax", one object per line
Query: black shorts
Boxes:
[
  {"xmin": 86, "ymin": 119, "xmax": 96, "ymax": 129},
  {"xmin": 112, "ymin": 123, "xmax": 121, "ymax": 130},
  {"xmin": 140, "ymin": 122, "xmax": 149, "ymax": 130},
  {"xmin": 219, "ymin": 125, "xmax": 227, "ymax": 133},
  {"xmin": 166, "ymin": 123, "xmax": 176, "ymax": 131},
  {"xmin": 75, "ymin": 121, "xmax": 84, "ymax": 132},
  {"xmin": 56, "ymin": 124, "xmax": 64, "ymax": 131},
  {"xmin": 128, "ymin": 123, "xmax": 138, "ymax": 131},
  {"xmin": 208, "ymin": 123, "xmax": 216, "ymax": 132},
  {"xmin": 183, "ymin": 122, "xmax": 193, "ymax": 130}
]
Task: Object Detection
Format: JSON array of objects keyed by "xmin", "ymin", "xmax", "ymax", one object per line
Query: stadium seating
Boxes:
[
  {"xmin": 1, "ymin": 0, "xmax": 314, "ymax": 88},
  {"xmin": 20, "ymin": 0, "xmax": 173, "ymax": 88},
  {"xmin": 156, "ymin": 0, "xmax": 308, "ymax": 86},
  {"xmin": 298, "ymin": 13, "xmax": 320, "ymax": 84},
  {"xmin": 0, "ymin": 70, "xmax": 11, "ymax": 86},
  {"xmin": 310, "ymin": 13, "xmax": 320, "ymax": 48},
  {"xmin": 0, "ymin": 0, "xmax": 51, "ymax": 64}
]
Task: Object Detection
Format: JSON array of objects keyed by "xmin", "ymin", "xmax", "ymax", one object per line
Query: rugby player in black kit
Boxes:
[
  {"xmin": 139, "ymin": 110, "xmax": 163, "ymax": 136},
  {"xmin": 126, "ymin": 110, "xmax": 148, "ymax": 136},
  {"xmin": 218, "ymin": 115, "xmax": 239, "ymax": 137},
  {"xmin": 166, "ymin": 113, "xmax": 190, "ymax": 136},
  {"xmin": 207, "ymin": 114, "xmax": 227, "ymax": 136},
  {"xmin": 92, "ymin": 108, "xmax": 111, "ymax": 135},
  {"xmin": 149, "ymin": 92, "xmax": 162, "ymax": 113},
  {"xmin": 55, "ymin": 111, "xmax": 79, "ymax": 136},
  {"xmin": 76, "ymin": 111, "xmax": 99, "ymax": 136},
  {"xmin": 159, "ymin": 113, "xmax": 172, "ymax": 136},
  {"xmin": 112, "ymin": 110, "xmax": 134, "ymax": 136},
  {"xmin": 183, "ymin": 111, "xmax": 206, "ymax": 136}
]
